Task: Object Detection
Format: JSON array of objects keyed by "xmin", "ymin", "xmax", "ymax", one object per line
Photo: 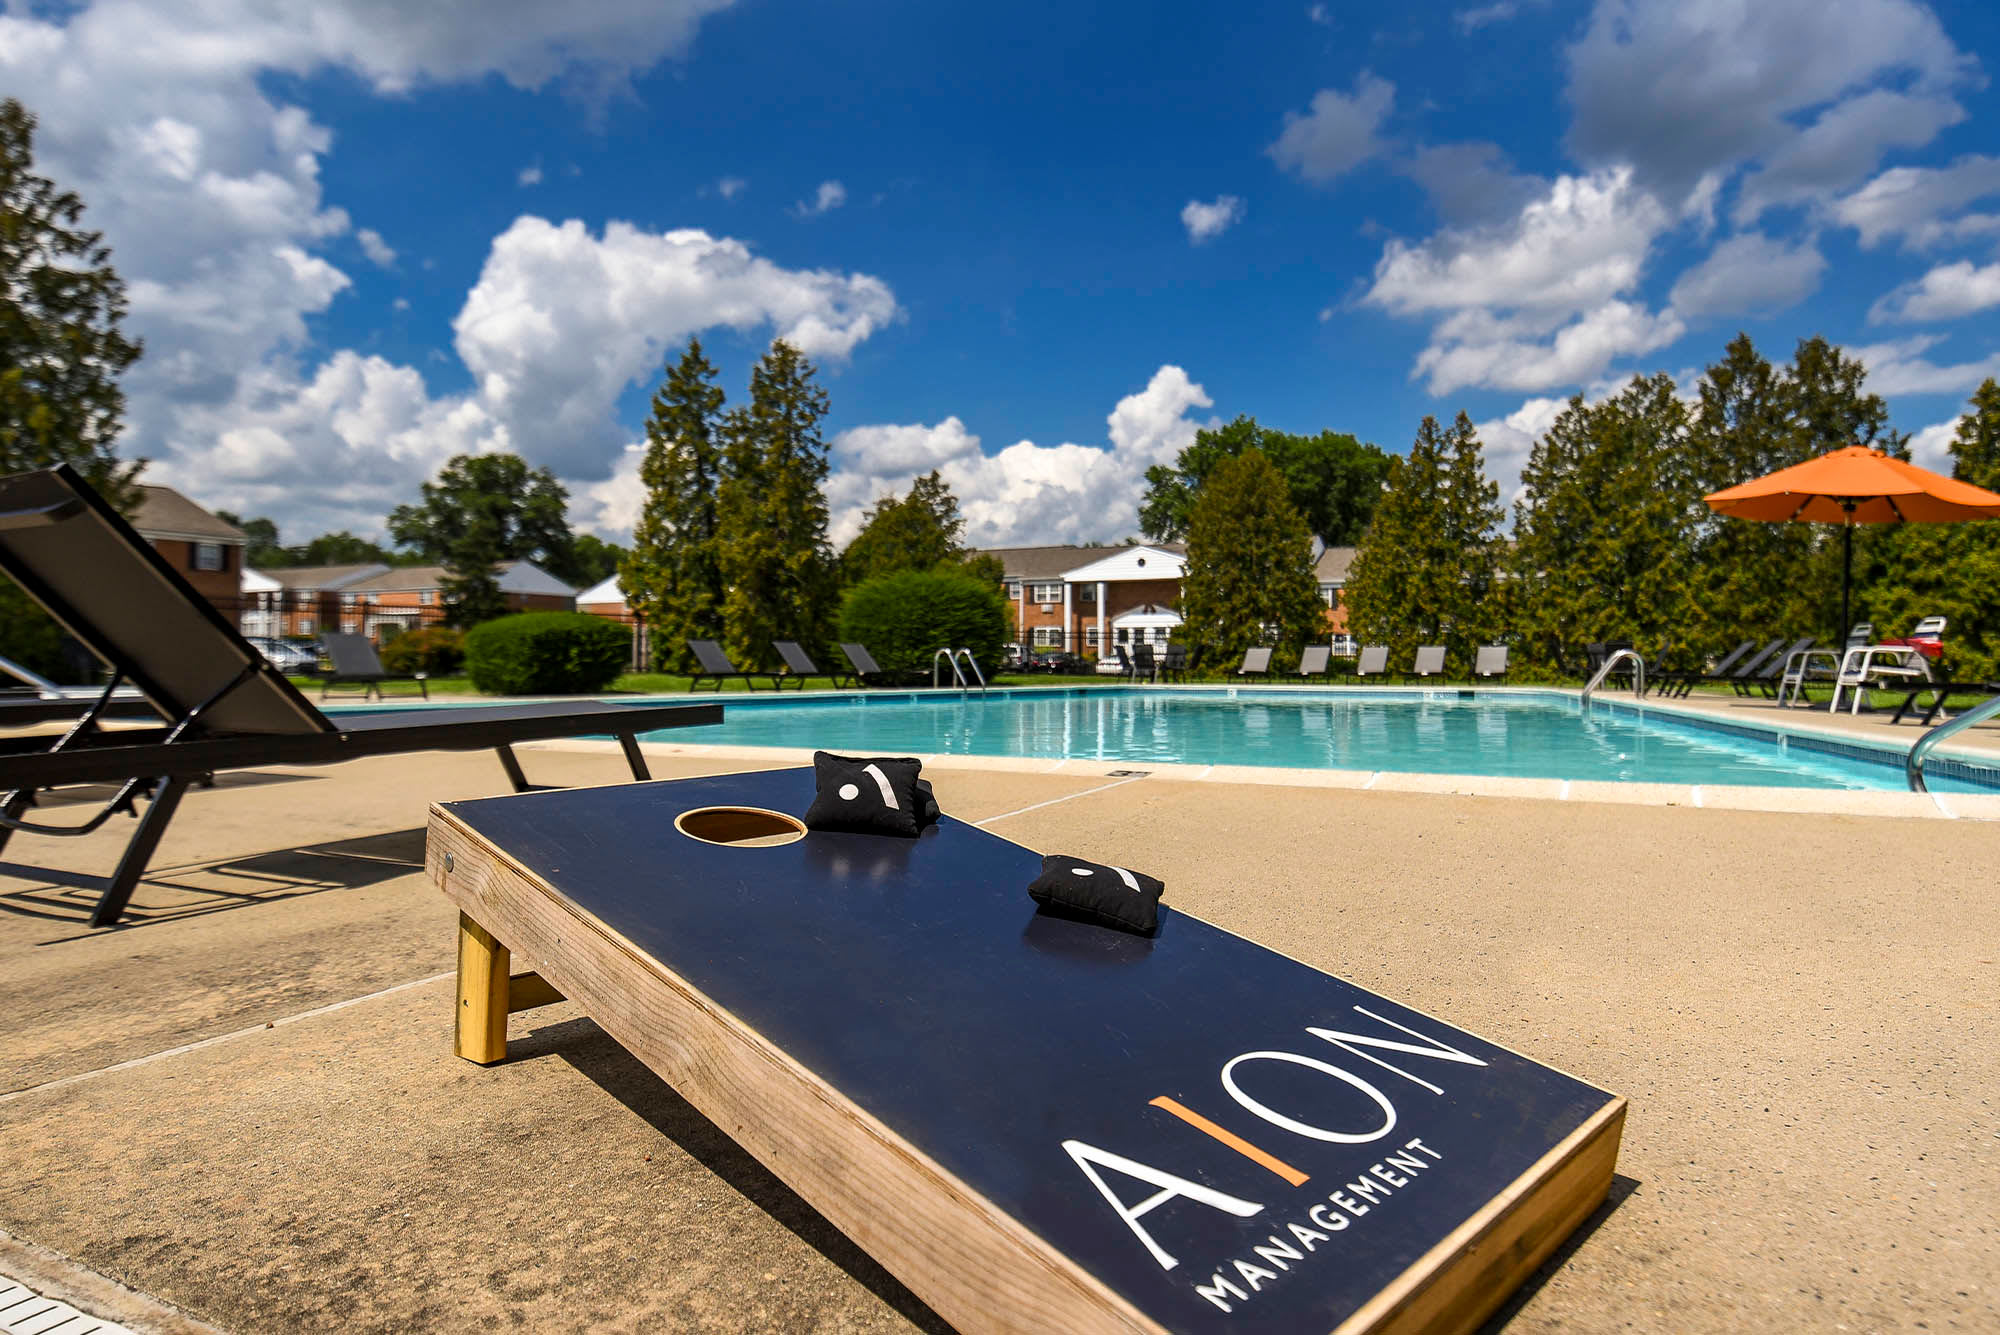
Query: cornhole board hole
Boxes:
[{"xmin": 428, "ymin": 769, "xmax": 1625, "ymax": 1335}]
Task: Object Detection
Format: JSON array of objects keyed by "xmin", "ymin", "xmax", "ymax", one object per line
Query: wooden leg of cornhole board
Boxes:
[
  {"xmin": 455, "ymin": 912, "xmax": 569, "ymax": 1064},
  {"xmin": 455, "ymin": 912, "xmax": 512, "ymax": 1064}
]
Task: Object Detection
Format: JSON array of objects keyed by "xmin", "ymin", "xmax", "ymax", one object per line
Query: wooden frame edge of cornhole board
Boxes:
[{"xmin": 428, "ymin": 768, "xmax": 1625, "ymax": 1335}]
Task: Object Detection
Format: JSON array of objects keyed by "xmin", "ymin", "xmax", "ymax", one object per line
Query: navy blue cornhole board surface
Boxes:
[{"xmin": 442, "ymin": 768, "xmax": 1619, "ymax": 1333}]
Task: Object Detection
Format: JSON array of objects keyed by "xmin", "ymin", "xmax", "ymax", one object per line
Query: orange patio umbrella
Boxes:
[{"xmin": 1704, "ymin": 444, "xmax": 2000, "ymax": 637}]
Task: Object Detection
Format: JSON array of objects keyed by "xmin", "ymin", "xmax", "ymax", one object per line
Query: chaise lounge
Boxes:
[{"xmin": 0, "ymin": 464, "xmax": 720, "ymax": 926}]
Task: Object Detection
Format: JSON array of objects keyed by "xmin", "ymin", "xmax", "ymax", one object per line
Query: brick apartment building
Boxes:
[
  {"xmin": 132, "ymin": 484, "xmax": 246, "ymax": 615},
  {"xmin": 238, "ymin": 560, "xmax": 577, "ymax": 641},
  {"xmin": 980, "ymin": 542, "xmax": 1359, "ymax": 660}
]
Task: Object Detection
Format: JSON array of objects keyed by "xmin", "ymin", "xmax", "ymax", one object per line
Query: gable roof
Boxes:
[
  {"xmin": 576, "ymin": 574, "xmax": 627, "ymax": 606},
  {"xmin": 131, "ymin": 484, "xmax": 245, "ymax": 544},
  {"xmin": 1315, "ymin": 545, "xmax": 1358, "ymax": 583},
  {"xmin": 1059, "ymin": 544, "xmax": 1186, "ymax": 583},
  {"xmin": 343, "ymin": 559, "xmax": 576, "ymax": 597},
  {"xmin": 977, "ymin": 542, "xmax": 1186, "ymax": 582},
  {"xmin": 254, "ymin": 563, "xmax": 390, "ymax": 591}
]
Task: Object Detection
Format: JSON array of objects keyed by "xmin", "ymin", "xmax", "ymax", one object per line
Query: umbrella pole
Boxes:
[{"xmin": 1841, "ymin": 520, "xmax": 1852, "ymax": 639}]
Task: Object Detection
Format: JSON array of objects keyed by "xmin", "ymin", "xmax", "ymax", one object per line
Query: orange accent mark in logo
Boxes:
[{"xmin": 1148, "ymin": 1095, "xmax": 1309, "ymax": 1186}]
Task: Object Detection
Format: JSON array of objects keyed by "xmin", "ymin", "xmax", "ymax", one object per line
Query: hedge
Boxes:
[
  {"xmin": 837, "ymin": 568, "xmax": 1009, "ymax": 679},
  {"xmin": 379, "ymin": 626, "xmax": 465, "ymax": 677},
  {"xmin": 463, "ymin": 612, "xmax": 628, "ymax": 695}
]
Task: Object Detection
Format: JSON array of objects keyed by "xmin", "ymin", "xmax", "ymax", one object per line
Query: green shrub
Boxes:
[
  {"xmin": 838, "ymin": 569, "xmax": 1009, "ymax": 678},
  {"xmin": 380, "ymin": 626, "xmax": 466, "ymax": 676},
  {"xmin": 464, "ymin": 612, "xmax": 629, "ymax": 695}
]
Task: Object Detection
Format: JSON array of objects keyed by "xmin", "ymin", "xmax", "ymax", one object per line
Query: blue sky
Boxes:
[{"xmin": 7, "ymin": 0, "xmax": 2000, "ymax": 552}]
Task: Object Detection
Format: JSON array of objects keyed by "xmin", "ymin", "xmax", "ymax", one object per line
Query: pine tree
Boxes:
[
  {"xmin": 0, "ymin": 99, "xmax": 143, "ymax": 501},
  {"xmin": 1179, "ymin": 450, "xmax": 1327, "ymax": 668},
  {"xmin": 1346, "ymin": 415, "xmax": 1502, "ymax": 672},
  {"xmin": 1507, "ymin": 379, "xmax": 1692, "ymax": 673},
  {"xmin": 1862, "ymin": 379, "xmax": 2000, "ymax": 678},
  {"xmin": 621, "ymin": 340, "xmax": 726, "ymax": 672},
  {"xmin": 715, "ymin": 340, "xmax": 837, "ymax": 664},
  {"xmin": 841, "ymin": 470, "xmax": 969, "ymax": 584},
  {"xmin": 1, "ymin": 98, "xmax": 144, "ymax": 680}
]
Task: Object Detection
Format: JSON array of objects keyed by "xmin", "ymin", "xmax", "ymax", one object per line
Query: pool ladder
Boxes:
[
  {"xmin": 932, "ymin": 648, "xmax": 987, "ymax": 694},
  {"xmin": 1906, "ymin": 689, "xmax": 2000, "ymax": 792},
  {"xmin": 1580, "ymin": 649, "xmax": 1645, "ymax": 708}
]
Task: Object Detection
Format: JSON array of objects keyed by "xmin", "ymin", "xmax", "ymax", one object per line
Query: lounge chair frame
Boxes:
[
  {"xmin": 0, "ymin": 465, "xmax": 719, "ymax": 926},
  {"xmin": 319, "ymin": 631, "xmax": 429, "ymax": 701},
  {"xmin": 686, "ymin": 639, "xmax": 783, "ymax": 692}
]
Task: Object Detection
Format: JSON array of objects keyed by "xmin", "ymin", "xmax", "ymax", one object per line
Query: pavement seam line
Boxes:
[
  {"xmin": 973, "ymin": 776, "xmax": 1146, "ymax": 826},
  {"xmin": 0, "ymin": 970, "xmax": 455, "ymax": 1105}
]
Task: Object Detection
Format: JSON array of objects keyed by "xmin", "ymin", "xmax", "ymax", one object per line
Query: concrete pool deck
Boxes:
[{"xmin": 1, "ymin": 745, "xmax": 1996, "ymax": 1332}]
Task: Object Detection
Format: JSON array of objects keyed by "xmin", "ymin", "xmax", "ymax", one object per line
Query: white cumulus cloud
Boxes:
[
  {"xmin": 453, "ymin": 217, "xmax": 900, "ymax": 474},
  {"xmin": 1851, "ymin": 336, "xmax": 2000, "ymax": 396},
  {"xmin": 1869, "ymin": 260, "xmax": 2000, "ymax": 324},
  {"xmin": 1180, "ymin": 195, "xmax": 1244, "ymax": 244},
  {"xmin": 1668, "ymin": 232, "xmax": 1826, "ymax": 320},
  {"xmin": 820, "ymin": 366, "xmax": 1217, "ymax": 549},
  {"xmin": 1267, "ymin": 75, "xmax": 1394, "ymax": 185},
  {"xmin": 356, "ymin": 227, "xmax": 397, "ymax": 267},
  {"xmin": 1908, "ymin": 418, "xmax": 1960, "ymax": 472},
  {"xmin": 1834, "ymin": 154, "xmax": 2000, "ymax": 249},
  {"xmin": 795, "ymin": 180, "xmax": 847, "ymax": 217}
]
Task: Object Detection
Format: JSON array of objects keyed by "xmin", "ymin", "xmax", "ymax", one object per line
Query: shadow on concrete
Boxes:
[
  {"xmin": 522, "ymin": 1014, "xmax": 956, "ymax": 1335},
  {"xmin": 0, "ymin": 827, "xmax": 426, "ymax": 937},
  {"xmin": 1479, "ymin": 1172, "xmax": 1640, "ymax": 1333}
]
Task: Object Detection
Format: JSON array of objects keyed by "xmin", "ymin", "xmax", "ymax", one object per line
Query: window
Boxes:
[
  {"xmin": 193, "ymin": 542, "xmax": 225, "ymax": 572},
  {"xmin": 297, "ymin": 618, "xmax": 314, "ymax": 635},
  {"xmin": 1077, "ymin": 584, "xmax": 1096, "ymax": 604},
  {"xmin": 1114, "ymin": 627, "xmax": 1130, "ymax": 644},
  {"xmin": 1085, "ymin": 626, "xmax": 1100, "ymax": 648},
  {"xmin": 1031, "ymin": 582, "xmax": 1062, "ymax": 604},
  {"xmin": 1320, "ymin": 583, "xmax": 1340, "ymax": 609},
  {"xmin": 1004, "ymin": 580, "xmax": 1020, "ymax": 599},
  {"xmin": 1032, "ymin": 627, "xmax": 1062, "ymax": 647},
  {"xmin": 420, "ymin": 590, "xmax": 436, "ymax": 605}
]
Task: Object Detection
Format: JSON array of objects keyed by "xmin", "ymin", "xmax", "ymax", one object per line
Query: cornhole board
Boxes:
[{"xmin": 428, "ymin": 768, "xmax": 1624, "ymax": 1334}]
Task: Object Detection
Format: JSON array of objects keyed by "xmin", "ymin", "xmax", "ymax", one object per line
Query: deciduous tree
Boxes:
[
  {"xmin": 1140, "ymin": 416, "xmax": 1392, "ymax": 547},
  {"xmin": 390, "ymin": 453, "xmax": 576, "ymax": 628},
  {"xmin": 841, "ymin": 470, "xmax": 970, "ymax": 584}
]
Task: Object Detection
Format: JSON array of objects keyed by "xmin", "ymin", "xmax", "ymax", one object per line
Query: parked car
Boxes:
[
  {"xmin": 247, "ymin": 636, "xmax": 319, "ymax": 673},
  {"xmin": 1028, "ymin": 648, "xmax": 1083, "ymax": 674}
]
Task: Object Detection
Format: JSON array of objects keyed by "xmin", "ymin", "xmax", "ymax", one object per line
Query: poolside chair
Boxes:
[
  {"xmin": 1130, "ymin": 642, "xmax": 1159, "ymax": 683},
  {"xmin": 1655, "ymin": 640, "xmax": 1753, "ymax": 698},
  {"xmin": 1350, "ymin": 643, "xmax": 1389, "ymax": 682},
  {"xmin": 1473, "ymin": 644, "xmax": 1509, "ymax": 680},
  {"xmin": 686, "ymin": 639, "xmax": 784, "ymax": 692},
  {"xmin": 1233, "ymin": 646, "xmax": 1272, "ymax": 680},
  {"xmin": 1675, "ymin": 637, "xmax": 1784, "ymax": 698},
  {"xmin": 1108, "ymin": 645, "xmax": 1137, "ymax": 680},
  {"xmin": 1407, "ymin": 645, "xmax": 1448, "ymax": 682},
  {"xmin": 0, "ymin": 652, "xmax": 155, "ymax": 725},
  {"xmin": 768, "ymin": 641, "xmax": 826, "ymax": 690},
  {"xmin": 837, "ymin": 642, "xmax": 895, "ymax": 688},
  {"xmin": 319, "ymin": 632, "xmax": 428, "ymax": 701},
  {"xmin": 1159, "ymin": 643, "xmax": 1188, "ymax": 682},
  {"xmin": 0, "ymin": 464, "xmax": 720, "ymax": 926},
  {"xmin": 1295, "ymin": 644, "xmax": 1331, "ymax": 681},
  {"xmin": 1737, "ymin": 637, "xmax": 1816, "ymax": 698}
]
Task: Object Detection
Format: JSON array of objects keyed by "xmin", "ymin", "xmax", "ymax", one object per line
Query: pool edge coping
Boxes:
[{"xmin": 527, "ymin": 736, "xmax": 2000, "ymax": 821}]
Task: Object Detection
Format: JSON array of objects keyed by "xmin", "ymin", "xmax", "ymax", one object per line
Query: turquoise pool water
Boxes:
[{"xmin": 635, "ymin": 688, "xmax": 1997, "ymax": 793}]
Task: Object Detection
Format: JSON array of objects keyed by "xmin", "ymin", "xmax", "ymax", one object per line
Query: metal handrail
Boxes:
[
  {"xmin": 954, "ymin": 648, "xmax": 988, "ymax": 694},
  {"xmin": 1580, "ymin": 649, "xmax": 1644, "ymax": 707},
  {"xmin": 1906, "ymin": 690, "xmax": 2000, "ymax": 792},
  {"xmin": 931, "ymin": 648, "xmax": 986, "ymax": 693}
]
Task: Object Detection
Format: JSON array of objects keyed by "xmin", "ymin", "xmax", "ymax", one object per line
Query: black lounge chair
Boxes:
[
  {"xmin": 1473, "ymin": 644, "xmax": 1509, "ymax": 680},
  {"xmin": 1233, "ymin": 646, "xmax": 1273, "ymax": 680},
  {"xmin": 1673, "ymin": 637, "xmax": 1784, "ymax": 698},
  {"xmin": 1408, "ymin": 645, "xmax": 1448, "ymax": 682},
  {"xmin": 1130, "ymin": 642, "xmax": 1159, "ymax": 683},
  {"xmin": 319, "ymin": 632, "xmax": 428, "ymax": 700},
  {"xmin": 686, "ymin": 639, "xmax": 783, "ymax": 692},
  {"xmin": 0, "ymin": 464, "xmax": 720, "ymax": 926},
  {"xmin": 1158, "ymin": 643, "xmax": 1188, "ymax": 682},
  {"xmin": 1739, "ymin": 636, "xmax": 1816, "ymax": 698},
  {"xmin": 1350, "ymin": 643, "xmax": 1390, "ymax": 682},
  {"xmin": 837, "ymin": 642, "xmax": 895, "ymax": 687},
  {"xmin": 1654, "ymin": 639, "xmax": 1753, "ymax": 698},
  {"xmin": 769, "ymin": 641, "xmax": 828, "ymax": 690},
  {"xmin": 1295, "ymin": 644, "xmax": 1332, "ymax": 681}
]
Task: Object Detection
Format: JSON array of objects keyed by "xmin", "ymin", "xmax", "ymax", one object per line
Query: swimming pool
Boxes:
[{"xmin": 635, "ymin": 687, "xmax": 2000, "ymax": 793}]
